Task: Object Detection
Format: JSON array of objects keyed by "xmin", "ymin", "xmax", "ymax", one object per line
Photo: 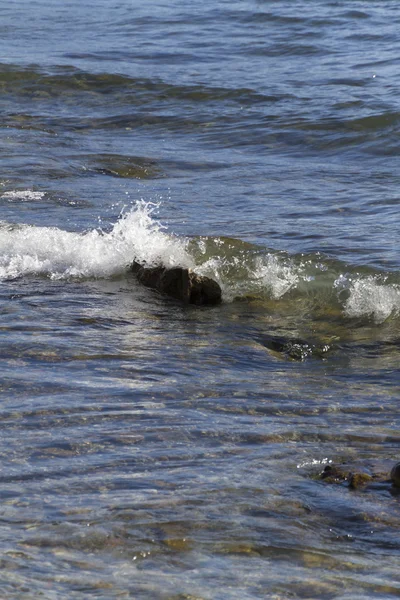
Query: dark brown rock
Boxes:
[
  {"xmin": 259, "ymin": 334, "xmax": 331, "ymax": 360},
  {"xmin": 348, "ymin": 472, "xmax": 373, "ymax": 490},
  {"xmin": 390, "ymin": 462, "xmax": 400, "ymax": 488},
  {"xmin": 130, "ymin": 261, "xmax": 222, "ymax": 306},
  {"xmin": 319, "ymin": 462, "xmax": 399, "ymax": 491},
  {"xmin": 320, "ymin": 464, "xmax": 350, "ymax": 484}
]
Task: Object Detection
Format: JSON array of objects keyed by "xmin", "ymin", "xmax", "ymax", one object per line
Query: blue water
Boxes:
[{"xmin": 0, "ymin": 1, "xmax": 400, "ymax": 598}]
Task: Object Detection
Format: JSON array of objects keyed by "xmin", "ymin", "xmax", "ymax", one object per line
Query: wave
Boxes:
[
  {"xmin": 336, "ymin": 274, "xmax": 400, "ymax": 323},
  {"xmin": 0, "ymin": 202, "xmax": 399, "ymax": 325},
  {"xmin": 190, "ymin": 238, "xmax": 400, "ymax": 324},
  {"xmin": 1, "ymin": 63, "xmax": 398, "ymax": 158},
  {"xmin": 0, "ymin": 202, "xmax": 192, "ymax": 281},
  {"xmin": 0, "ymin": 63, "xmax": 271, "ymax": 106}
]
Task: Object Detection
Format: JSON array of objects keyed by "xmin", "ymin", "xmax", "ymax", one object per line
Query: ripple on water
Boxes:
[{"xmin": 0, "ymin": 0, "xmax": 400, "ymax": 597}]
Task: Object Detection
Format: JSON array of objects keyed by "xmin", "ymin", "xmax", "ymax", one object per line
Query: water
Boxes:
[{"xmin": 1, "ymin": 1, "xmax": 400, "ymax": 598}]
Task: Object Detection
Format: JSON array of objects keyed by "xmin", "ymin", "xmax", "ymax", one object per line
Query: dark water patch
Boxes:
[
  {"xmin": 65, "ymin": 50, "xmax": 200, "ymax": 65},
  {"xmin": 0, "ymin": 148, "xmax": 91, "ymax": 182},
  {"xmin": 0, "ymin": 63, "xmax": 276, "ymax": 107},
  {"xmin": 0, "ymin": 63, "xmax": 138, "ymax": 95},
  {"xmin": 323, "ymin": 77, "xmax": 369, "ymax": 87},
  {"xmin": 159, "ymin": 110, "xmax": 399, "ymax": 157},
  {"xmin": 72, "ymin": 315, "xmax": 135, "ymax": 330},
  {"xmin": 6, "ymin": 113, "xmax": 208, "ymax": 136},
  {"xmin": 353, "ymin": 57, "xmax": 400, "ymax": 69},
  {"xmin": 248, "ymin": 42, "xmax": 327, "ymax": 57},
  {"xmin": 339, "ymin": 10, "xmax": 371, "ymax": 19},
  {"xmin": 0, "ymin": 113, "xmax": 58, "ymax": 135},
  {"xmin": 307, "ymin": 17, "xmax": 346, "ymax": 27},
  {"xmin": 83, "ymin": 153, "xmax": 163, "ymax": 179},
  {"xmin": 7, "ymin": 63, "xmax": 397, "ymax": 161},
  {"xmin": 0, "ymin": 144, "xmax": 163, "ymax": 185},
  {"xmin": 267, "ymin": 111, "xmax": 400, "ymax": 156},
  {"xmin": 287, "ymin": 111, "xmax": 400, "ymax": 135},
  {"xmin": 345, "ymin": 33, "xmax": 395, "ymax": 42},
  {"xmin": 351, "ymin": 112, "xmax": 400, "ymax": 131},
  {"xmin": 157, "ymin": 157, "xmax": 231, "ymax": 174},
  {"xmin": 241, "ymin": 11, "xmax": 305, "ymax": 25}
]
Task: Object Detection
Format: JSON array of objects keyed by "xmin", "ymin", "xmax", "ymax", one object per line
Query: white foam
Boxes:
[
  {"xmin": 252, "ymin": 254, "xmax": 300, "ymax": 299},
  {"xmin": 194, "ymin": 251, "xmax": 300, "ymax": 301},
  {"xmin": 339, "ymin": 275, "xmax": 400, "ymax": 323},
  {"xmin": 1, "ymin": 190, "xmax": 46, "ymax": 202},
  {"xmin": 297, "ymin": 457, "xmax": 332, "ymax": 469},
  {"xmin": 0, "ymin": 202, "xmax": 193, "ymax": 281}
]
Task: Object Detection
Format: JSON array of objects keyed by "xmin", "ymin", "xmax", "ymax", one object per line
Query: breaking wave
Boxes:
[
  {"xmin": 0, "ymin": 202, "xmax": 192, "ymax": 281},
  {"xmin": 337, "ymin": 275, "xmax": 400, "ymax": 323},
  {"xmin": 0, "ymin": 201, "xmax": 399, "ymax": 324}
]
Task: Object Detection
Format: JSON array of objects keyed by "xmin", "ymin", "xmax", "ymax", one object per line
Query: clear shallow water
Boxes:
[{"xmin": 1, "ymin": 1, "xmax": 400, "ymax": 598}]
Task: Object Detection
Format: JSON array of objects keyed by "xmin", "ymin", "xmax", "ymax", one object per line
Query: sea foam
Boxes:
[
  {"xmin": 1, "ymin": 190, "xmax": 46, "ymax": 202},
  {"xmin": 335, "ymin": 274, "xmax": 400, "ymax": 323},
  {"xmin": 0, "ymin": 202, "xmax": 192, "ymax": 281},
  {"xmin": 1, "ymin": 202, "xmax": 399, "ymax": 323},
  {"xmin": 344, "ymin": 276, "xmax": 400, "ymax": 323}
]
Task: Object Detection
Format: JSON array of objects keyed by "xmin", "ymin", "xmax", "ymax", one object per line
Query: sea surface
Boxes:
[{"xmin": 1, "ymin": 1, "xmax": 400, "ymax": 598}]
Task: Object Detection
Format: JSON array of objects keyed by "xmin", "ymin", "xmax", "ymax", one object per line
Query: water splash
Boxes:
[
  {"xmin": 0, "ymin": 202, "xmax": 192, "ymax": 281},
  {"xmin": 1, "ymin": 190, "xmax": 46, "ymax": 202},
  {"xmin": 1, "ymin": 202, "xmax": 400, "ymax": 326},
  {"xmin": 339, "ymin": 275, "xmax": 400, "ymax": 323}
]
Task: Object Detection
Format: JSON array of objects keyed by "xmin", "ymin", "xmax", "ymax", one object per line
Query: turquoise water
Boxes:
[{"xmin": 0, "ymin": 1, "xmax": 400, "ymax": 598}]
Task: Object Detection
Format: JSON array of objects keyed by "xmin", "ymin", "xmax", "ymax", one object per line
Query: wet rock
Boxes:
[
  {"xmin": 320, "ymin": 462, "xmax": 400, "ymax": 491},
  {"xmin": 259, "ymin": 334, "xmax": 331, "ymax": 361},
  {"xmin": 348, "ymin": 472, "xmax": 373, "ymax": 490},
  {"xmin": 320, "ymin": 464, "xmax": 350, "ymax": 484},
  {"xmin": 130, "ymin": 260, "xmax": 222, "ymax": 306},
  {"xmin": 390, "ymin": 462, "xmax": 400, "ymax": 487},
  {"xmin": 320, "ymin": 464, "xmax": 374, "ymax": 488}
]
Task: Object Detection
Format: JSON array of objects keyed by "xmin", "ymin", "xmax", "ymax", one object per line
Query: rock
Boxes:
[
  {"xmin": 260, "ymin": 334, "xmax": 331, "ymax": 360},
  {"xmin": 320, "ymin": 464, "xmax": 374, "ymax": 488},
  {"xmin": 319, "ymin": 462, "xmax": 400, "ymax": 491},
  {"xmin": 390, "ymin": 462, "xmax": 400, "ymax": 487},
  {"xmin": 130, "ymin": 261, "xmax": 222, "ymax": 306},
  {"xmin": 320, "ymin": 464, "xmax": 350, "ymax": 484},
  {"xmin": 348, "ymin": 472, "xmax": 373, "ymax": 490}
]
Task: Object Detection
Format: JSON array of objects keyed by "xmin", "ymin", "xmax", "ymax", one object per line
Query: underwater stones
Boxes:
[
  {"xmin": 130, "ymin": 260, "xmax": 222, "ymax": 306},
  {"xmin": 320, "ymin": 463, "xmax": 375, "ymax": 488},
  {"xmin": 348, "ymin": 472, "xmax": 373, "ymax": 490},
  {"xmin": 320, "ymin": 464, "xmax": 350, "ymax": 484},
  {"xmin": 90, "ymin": 153, "xmax": 162, "ymax": 179},
  {"xmin": 319, "ymin": 462, "xmax": 400, "ymax": 491}
]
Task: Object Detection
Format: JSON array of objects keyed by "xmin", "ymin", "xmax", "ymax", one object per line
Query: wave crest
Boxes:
[
  {"xmin": 336, "ymin": 274, "xmax": 400, "ymax": 323},
  {"xmin": 0, "ymin": 202, "xmax": 192, "ymax": 281}
]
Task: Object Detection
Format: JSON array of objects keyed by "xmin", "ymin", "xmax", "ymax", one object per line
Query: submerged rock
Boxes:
[
  {"xmin": 91, "ymin": 153, "xmax": 162, "ymax": 179},
  {"xmin": 319, "ymin": 461, "xmax": 400, "ymax": 491},
  {"xmin": 348, "ymin": 472, "xmax": 373, "ymax": 490},
  {"xmin": 130, "ymin": 260, "xmax": 222, "ymax": 306},
  {"xmin": 320, "ymin": 463, "xmax": 376, "ymax": 489},
  {"xmin": 320, "ymin": 464, "xmax": 351, "ymax": 484},
  {"xmin": 259, "ymin": 334, "xmax": 331, "ymax": 361}
]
